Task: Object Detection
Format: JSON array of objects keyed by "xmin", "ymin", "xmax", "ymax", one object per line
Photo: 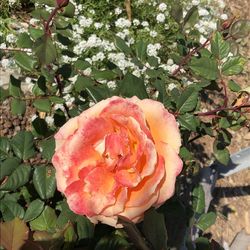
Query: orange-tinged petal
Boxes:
[
  {"xmin": 131, "ymin": 97, "xmax": 181, "ymax": 153},
  {"xmin": 125, "ymin": 155, "xmax": 165, "ymax": 208},
  {"xmin": 156, "ymin": 142, "xmax": 183, "ymax": 205},
  {"xmin": 54, "ymin": 116, "xmax": 78, "ymax": 151},
  {"xmin": 100, "ymin": 97, "xmax": 153, "ymax": 140}
]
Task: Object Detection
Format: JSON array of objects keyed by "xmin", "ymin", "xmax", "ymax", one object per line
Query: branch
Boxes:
[
  {"xmin": 195, "ymin": 104, "xmax": 250, "ymax": 117},
  {"xmin": 44, "ymin": 6, "xmax": 60, "ymax": 34},
  {"xmin": 172, "ymin": 38, "xmax": 211, "ymax": 76},
  {"xmin": 124, "ymin": 0, "xmax": 132, "ymax": 21},
  {"xmin": 0, "ymin": 47, "xmax": 32, "ymax": 52}
]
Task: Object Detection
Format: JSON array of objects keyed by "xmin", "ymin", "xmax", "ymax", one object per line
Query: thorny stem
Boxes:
[{"xmin": 172, "ymin": 38, "xmax": 211, "ymax": 76}]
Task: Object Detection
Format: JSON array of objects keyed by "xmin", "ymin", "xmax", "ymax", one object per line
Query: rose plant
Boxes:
[{"xmin": 0, "ymin": 0, "xmax": 249, "ymax": 249}]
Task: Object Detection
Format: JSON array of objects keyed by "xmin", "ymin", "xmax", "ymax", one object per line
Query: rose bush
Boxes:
[{"xmin": 52, "ymin": 96, "xmax": 182, "ymax": 227}]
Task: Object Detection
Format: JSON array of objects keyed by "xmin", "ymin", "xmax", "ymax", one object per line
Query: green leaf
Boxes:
[
  {"xmin": 40, "ymin": 138, "xmax": 55, "ymax": 161},
  {"xmin": 171, "ymin": 1, "xmax": 183, "ymax": 23},
  {"xmin": 211, "ymin": 32, "xmax": 230, "ymax": 60},
  {"xmin": 189, "ymin": 57, "xmax": 218, "ymax": 80},
  {"xmin": 28, "ymin": 27, "xmax": 44, "ymax": 40},
  {"xmin": 114, "ymin": 36, "xmax": 132, "ymax": 54},
  {"xmin": 74, "ymin": 60, "xmax": 91, "ymax": 70},
  {"xmin": 64, "ymin": 224, "xmax": 77, "ymax": 243},
  {"xmin": 0, "ymin": 164, "xmax": 31, "ymax": 191},
  {"xmin": 32, "ymin": 75, "xmax": 47, "ymax": 96},
  {"xmin": 228, "ymin": 80, "xmax": 241, "ymax": 92},
  {"xmin": 61, "ymin": 2, "xmax": 75, "ymax": 17},
  {"xmin": 0, "ymin": 137, "xmax": 11, "ymax": 160},
  {"xmin": 92, "ymin": 70, "xmax": 117, "ymax": 81},
  {"xmin": 213, "ymin": 140, "xmax": 230, "ymax": 166},
  {"xmin": 118, "ymin": 73, "xmax": 148, "ymax": 99},
  {"xmin": 56, "ymin": 202, "xmax": 77, "ymax": 229},
  {"xmin": 0, "ymin": 218, "xmax": 29, "ymax": 250},
  {"xmin": 219, "ymin": 117, "xmax": 231, "ymax": 129},
  {"xmin": 222, "ymin": 56, "xmax": 246, "ymax": 75},
  {"xmin": 0, "ymin": 87, "xmax": 9, "ymax": 102},
  {"xmin": 142, "ymin": 208, "xmax": 167, "ymax": 250},
  {"xmin": 195, "ymin": 237, "xmax": 211, "ymax": 250},
  {"xmin": 33, "ymin": 99, "xmax": 51, "ymax": 113},
  {"xmin": 48, "ymin": 96, "xmax": 65, "ymax": 104},
  {"xmin": 86, "ymin": 85, "xmax": 111, "ymax": 103},
  {"xmin": 0, "ymin": 158, "xmax": 20, "ymax": 180},
  {"xmin": 177, "ymin": 87, "xmax": 198, "ymax": 114},
  {"xmin": 11, "ymin": 98, "xmax": 26, "ymax": 115},
  {"xmin": 135, "ymin": 40, "xmax": 147, "ymax": 61},
  {"xmin": 95, "ymin": 235, "xmax": 130, "ymax": 250},
  {"xmin": 32, "ymin": 117, "xmax": 48, "ymax": 136},
  {"xmin": 17, "ymin": 33, "xmax": 33, "ymax": 48},
  {"xmin": 76, "ymin": 216, "xmax": 94, "ymax": 240},
  {"xmin": 0, "ymin": 200, "xmax": 25, "ymax": 221},
  {"xmin": 33, "ymin": 165, "xmax": 56, "ymax": 200},
  {"xmin": 9, "ymin": 75, "xmax": 22, "ymax": 98},
  {"xmin": 29, "ymin": 206, "xmax": 57, "ymax": 232},
  {"xmin": 196, "ymin": 212, "xmax": 216, "ymax": 231},
  {"xmin": 183, "ymin": 6, "xmax": 198, "ymax": 28},
  {"xmin": 230, "ymin": 19, "xmax": 250, "ymax": 39},
  {"xmin": 11, "ymin": 131, "xmax": 36, "ymax": 160},
  {"xmin": 14, "ymin": 52, "xmax": 37, "ymax": 71},
  {"xmin": 74, "ymin": 76, "xmax": 93, "ymax": 92},
  {"xmin": 24, "ymin": 199, "xmax": 45, "ymax": 222},
  {"xmin": 34, "ymin": 35, "xmax": 57, "ymax": 65},
  {"xmin": 192, "ymin": 185, "xmax": 205, "ymax": 214},
  {"xmin": 178, "ymin": 113, "xmax": 200, "ymax": 131}
]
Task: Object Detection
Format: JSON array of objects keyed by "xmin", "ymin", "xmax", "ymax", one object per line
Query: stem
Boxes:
[
  {"xmin": 54, "ymin": 74, "xmax": 71, "ymax": 118},
  {"xmin": 172, "ymin": 38, "xmax": 211, "ymax": 76},
  {"xmin": 195, "ymin": 104, "xmax": 250, "ymax": 117},
  {"xmin": 0, "ymin": 47, "xmax": 32, "ymax": 52},
  {"xmin": 220, "ymin": 79, "xmax": 228, "ymax": 107},
  {"xmin": 44, "ymin": 6, "xmax": 60, "ymax": 34}
]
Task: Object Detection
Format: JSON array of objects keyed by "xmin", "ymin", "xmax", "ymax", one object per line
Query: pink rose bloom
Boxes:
[{"xmin": 52, "ymin": 96, "xmax": 182, "ymax": 227}]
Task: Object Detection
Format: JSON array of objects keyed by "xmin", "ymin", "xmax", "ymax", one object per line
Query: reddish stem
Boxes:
[
  {"xmin": 195, "ymin": 104, "xmax": 250, "ymax": 117},
  {"xmin": 172, "ymin": 38, "xmax": 211, "ymax": 76},
  {"xmin": 44, "ymin": 6, "xmax": 60, "ymax": 34}
]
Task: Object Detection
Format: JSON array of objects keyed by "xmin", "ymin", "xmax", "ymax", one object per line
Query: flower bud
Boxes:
[{"xmin": 56, "ymin": 0, "xmax": 69, "ymax": 8}]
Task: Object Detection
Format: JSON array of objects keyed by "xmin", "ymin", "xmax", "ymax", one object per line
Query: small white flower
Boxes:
[
  {"xmin": 8, "ymin": 0, "xmax": 16, "ymax": 6},
  {"xmin": 156, "ymin": 13, "xmax": 165, "ymax": 23},
  {"xmin": 89, "ymin": 101, "xmax": 95, "ymax": 107},
  {"xmin": 158, "ymin": 3, "xmax": 167, "ymax": 12},
  {"xmin": 94, "ymin": 22, "xmax": 103, "ymax": 29},
  {"xmin": 133, "ymin": 19, "xmax": 140, "ymax": 26},
  {"xmin": 79, "ymin": 16, "xmax": 93, "ymax": 28},
  {"xmin": 220, "ymin": 14, "xmax": 228, "ymax": 20},
  {"xmin": 83, "ymin": 67, "xmax": 92, "ymax": 76},
  {"xmin": 218, "ymin": 0, "xmax": 225, "ymax": 9},
  {"xmin": 115, "ymin": 18, "xmax": 131, "ymax": 28},
  {"xmin": 45, "ymin": 116, "xmax": 54, "ymax": 126},
  {"xmin": 141, "ymin": 21, "xmax": 149, "ymax": 27},
  {"xmin": 0, "ymin": 43, "xmax": 6, "ymax": 49},
  {"xmin": 150, "ymin": 30, "xmax": 158, "ymax": 38},
  {"xmin": 6, "ymin": 34, "xmax": 17, "ymax": 44},
  {"xmin": 168, "ymin": 83, "xmax": 177, "ymax": 91},
  {"xmin": 29, "ymin": 18, "xmax": 39, "ymax": 26},
  {"xmin": 167, "ymin": 59, "xmax": 174, "ymax": 66},
  {"xmin": 115, "ymin": 7, "xmax": 122, "ymax": 15},
  {"xmin": 1, "ymin": 58, "xmax": 10, "ymax": 69},
  {"xmin": 198, "ymin": 8, "xmax": 209, "ymax": 16},
  {"xmin": 191, "ymin": 0, "xmax": 200, "ymax": 5},
  {"xmin": 107, "ymin": 81, "xmax": 116, "ymax": 89}
]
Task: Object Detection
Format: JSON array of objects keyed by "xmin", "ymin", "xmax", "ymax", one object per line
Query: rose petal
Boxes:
[
  {"xmin": 131, "ymin": 97, "xmax": 181, "ymax": 153},
  {"xmin": 54, "ymin": 116, "xmax": 78, "ymax": 151},
  {"xmin": 65, "ymin": 168, "xmax": 117, "ymax": 216},
  {"xmin": 156, "ymin": 142, "xmax": 183, "ymax": 205},
  {"xmin": 101, "ymin": 97, "xmax": 153, "ymax": 140},
  {"xmin": 125, "ymin": 155, "xmax": 165, "ymax": 208}
]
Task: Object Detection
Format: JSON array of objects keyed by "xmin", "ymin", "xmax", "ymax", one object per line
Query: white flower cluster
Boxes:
[
  {"xmin": 147, "ymin": 43, "xmax": 161, "ymax": 57},
  {"xmin": 115, "ymin": 18, "xmax": 131, "ymax": 28}
]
